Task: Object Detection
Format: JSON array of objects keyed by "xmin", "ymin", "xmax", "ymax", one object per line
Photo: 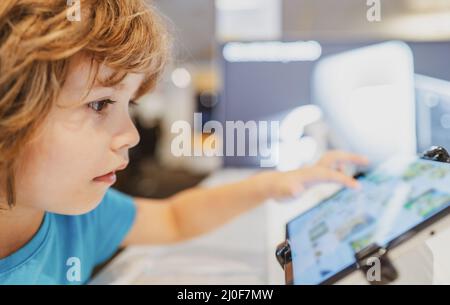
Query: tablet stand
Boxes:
[
  {"xmin": 276, "ymin": 146, "xmax": 450, "ymax": 285},
  {"xmin": 354, "ymin": 244, "xmax": 397, "ymax": 284}
]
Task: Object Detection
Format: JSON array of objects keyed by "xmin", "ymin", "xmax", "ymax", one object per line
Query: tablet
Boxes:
[{"xmin": 286, "ymin": 155, "xmax": 450, "ymax": 285}]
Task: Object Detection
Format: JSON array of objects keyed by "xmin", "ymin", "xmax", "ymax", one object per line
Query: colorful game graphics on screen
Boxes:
[{"xmin": 287, "ymin": 156, "xmax": 450, "ymax": 285}]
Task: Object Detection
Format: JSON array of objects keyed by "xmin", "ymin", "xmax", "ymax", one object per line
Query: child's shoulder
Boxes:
[{"xmin": 0, "ymin": 188, "xmax": 136, "ymax": 284}]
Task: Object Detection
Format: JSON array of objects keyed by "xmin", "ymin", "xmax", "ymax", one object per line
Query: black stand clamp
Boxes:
[{"xmin": 354, "ymin": 244, "xmax": 397, "ymax": 284}]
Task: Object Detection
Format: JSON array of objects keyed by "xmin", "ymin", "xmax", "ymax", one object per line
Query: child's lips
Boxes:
[
  {"xmin": 93, "ymin": 162, "xmax": 128, "ymax": 184},
  {"xmin": 93, "ymin": 171, "xmax": 117, "ymax": 184}
]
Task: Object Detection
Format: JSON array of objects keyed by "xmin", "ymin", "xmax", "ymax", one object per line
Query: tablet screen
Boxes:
[{"xmin": 287, "ymin": 156, "xmax": 450, "ymax": 285}]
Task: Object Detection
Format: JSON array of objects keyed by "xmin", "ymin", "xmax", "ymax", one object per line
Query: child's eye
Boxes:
[{"xmin": 87, "ymin": 99, "xmax": 116, "ymax": 113}]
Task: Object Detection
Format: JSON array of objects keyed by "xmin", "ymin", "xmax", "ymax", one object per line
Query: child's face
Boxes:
[{"xmin": 14, "ymin": 54, "xmax": 143, "ymax": 215}]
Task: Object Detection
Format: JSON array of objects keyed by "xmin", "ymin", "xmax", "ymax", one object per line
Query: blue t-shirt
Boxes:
[{"xmin": 0, "ymin": 188, "xmax": 136, "ymax": 285}]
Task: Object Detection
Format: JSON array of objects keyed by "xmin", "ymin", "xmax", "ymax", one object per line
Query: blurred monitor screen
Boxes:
[
  {"xmin": 312, "ymin": 41, "xmax": 417, "ymax": 166},
  {"xmin": 416, "ymin": 74, "xmax": 450, "ymax": 153}
]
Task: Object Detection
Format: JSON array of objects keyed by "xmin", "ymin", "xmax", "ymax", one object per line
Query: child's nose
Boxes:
[{"xmin": 111, "ymin": 116, "xmax": 141, "ymax": 152}]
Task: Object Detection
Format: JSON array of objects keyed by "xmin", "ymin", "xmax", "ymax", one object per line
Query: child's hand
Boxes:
[{"xmin": 255, "ymin": 151, "xmax": 369, "ymax": 200}]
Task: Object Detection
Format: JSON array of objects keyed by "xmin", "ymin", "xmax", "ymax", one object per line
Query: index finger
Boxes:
[
  {"xmin": 310, "ymin": 167, "xmax": 361, "ymax": 189},
  {"xmin": 321, "ymin": 150, "xmax": 369, "ymax": 167}
]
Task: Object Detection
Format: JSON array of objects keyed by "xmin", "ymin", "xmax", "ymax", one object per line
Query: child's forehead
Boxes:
[
  {"xmin": 64, "ymin": 54, "xmax": 144, "ymax": 100},
  {"xmin": 66, "ymin": 54, "xmax": 115, "ymax": 89}
]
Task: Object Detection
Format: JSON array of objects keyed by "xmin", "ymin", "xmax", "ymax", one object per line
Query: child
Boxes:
[{"xmin": 0, "ymin": 0, "xmax": 368, "ymax": 284}]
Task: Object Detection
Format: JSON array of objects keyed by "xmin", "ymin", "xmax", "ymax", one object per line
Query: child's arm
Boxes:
[{"xmin": 121, "ymin": 151, "xmax": 368, "ymax": 246}]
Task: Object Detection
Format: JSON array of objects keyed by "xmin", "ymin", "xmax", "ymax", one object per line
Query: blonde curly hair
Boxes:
[{"xmin": 0, "ymin": 0, "xmax": 169, "ymax": 207}]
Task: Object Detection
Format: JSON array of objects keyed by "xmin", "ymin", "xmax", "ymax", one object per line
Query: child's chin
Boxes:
[
  {"xmin": 63, "ymin": 191, "xmax": 106, "ymax": 215},
  {"xmin": 67, "ymin": 204, "xmax": 100, "ymax": 215}
]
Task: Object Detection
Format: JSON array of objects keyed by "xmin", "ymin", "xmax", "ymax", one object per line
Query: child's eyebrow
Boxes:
[
  {"xmin": 89, "ymin": 71, "xmax": 144, "ymax": 100},
  {"xmin": 88, "ymin": 84, "xmax": 141, "ymax": 105}
]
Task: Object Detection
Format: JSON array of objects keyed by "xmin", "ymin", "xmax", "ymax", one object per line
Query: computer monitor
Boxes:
[
  {"xmin": 312, "ymin": 41, "xmax": 417, "ymax": 167},
  {"xmin": 415, "ymin": 74, "xmax": 450, "ymax": 153}
]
